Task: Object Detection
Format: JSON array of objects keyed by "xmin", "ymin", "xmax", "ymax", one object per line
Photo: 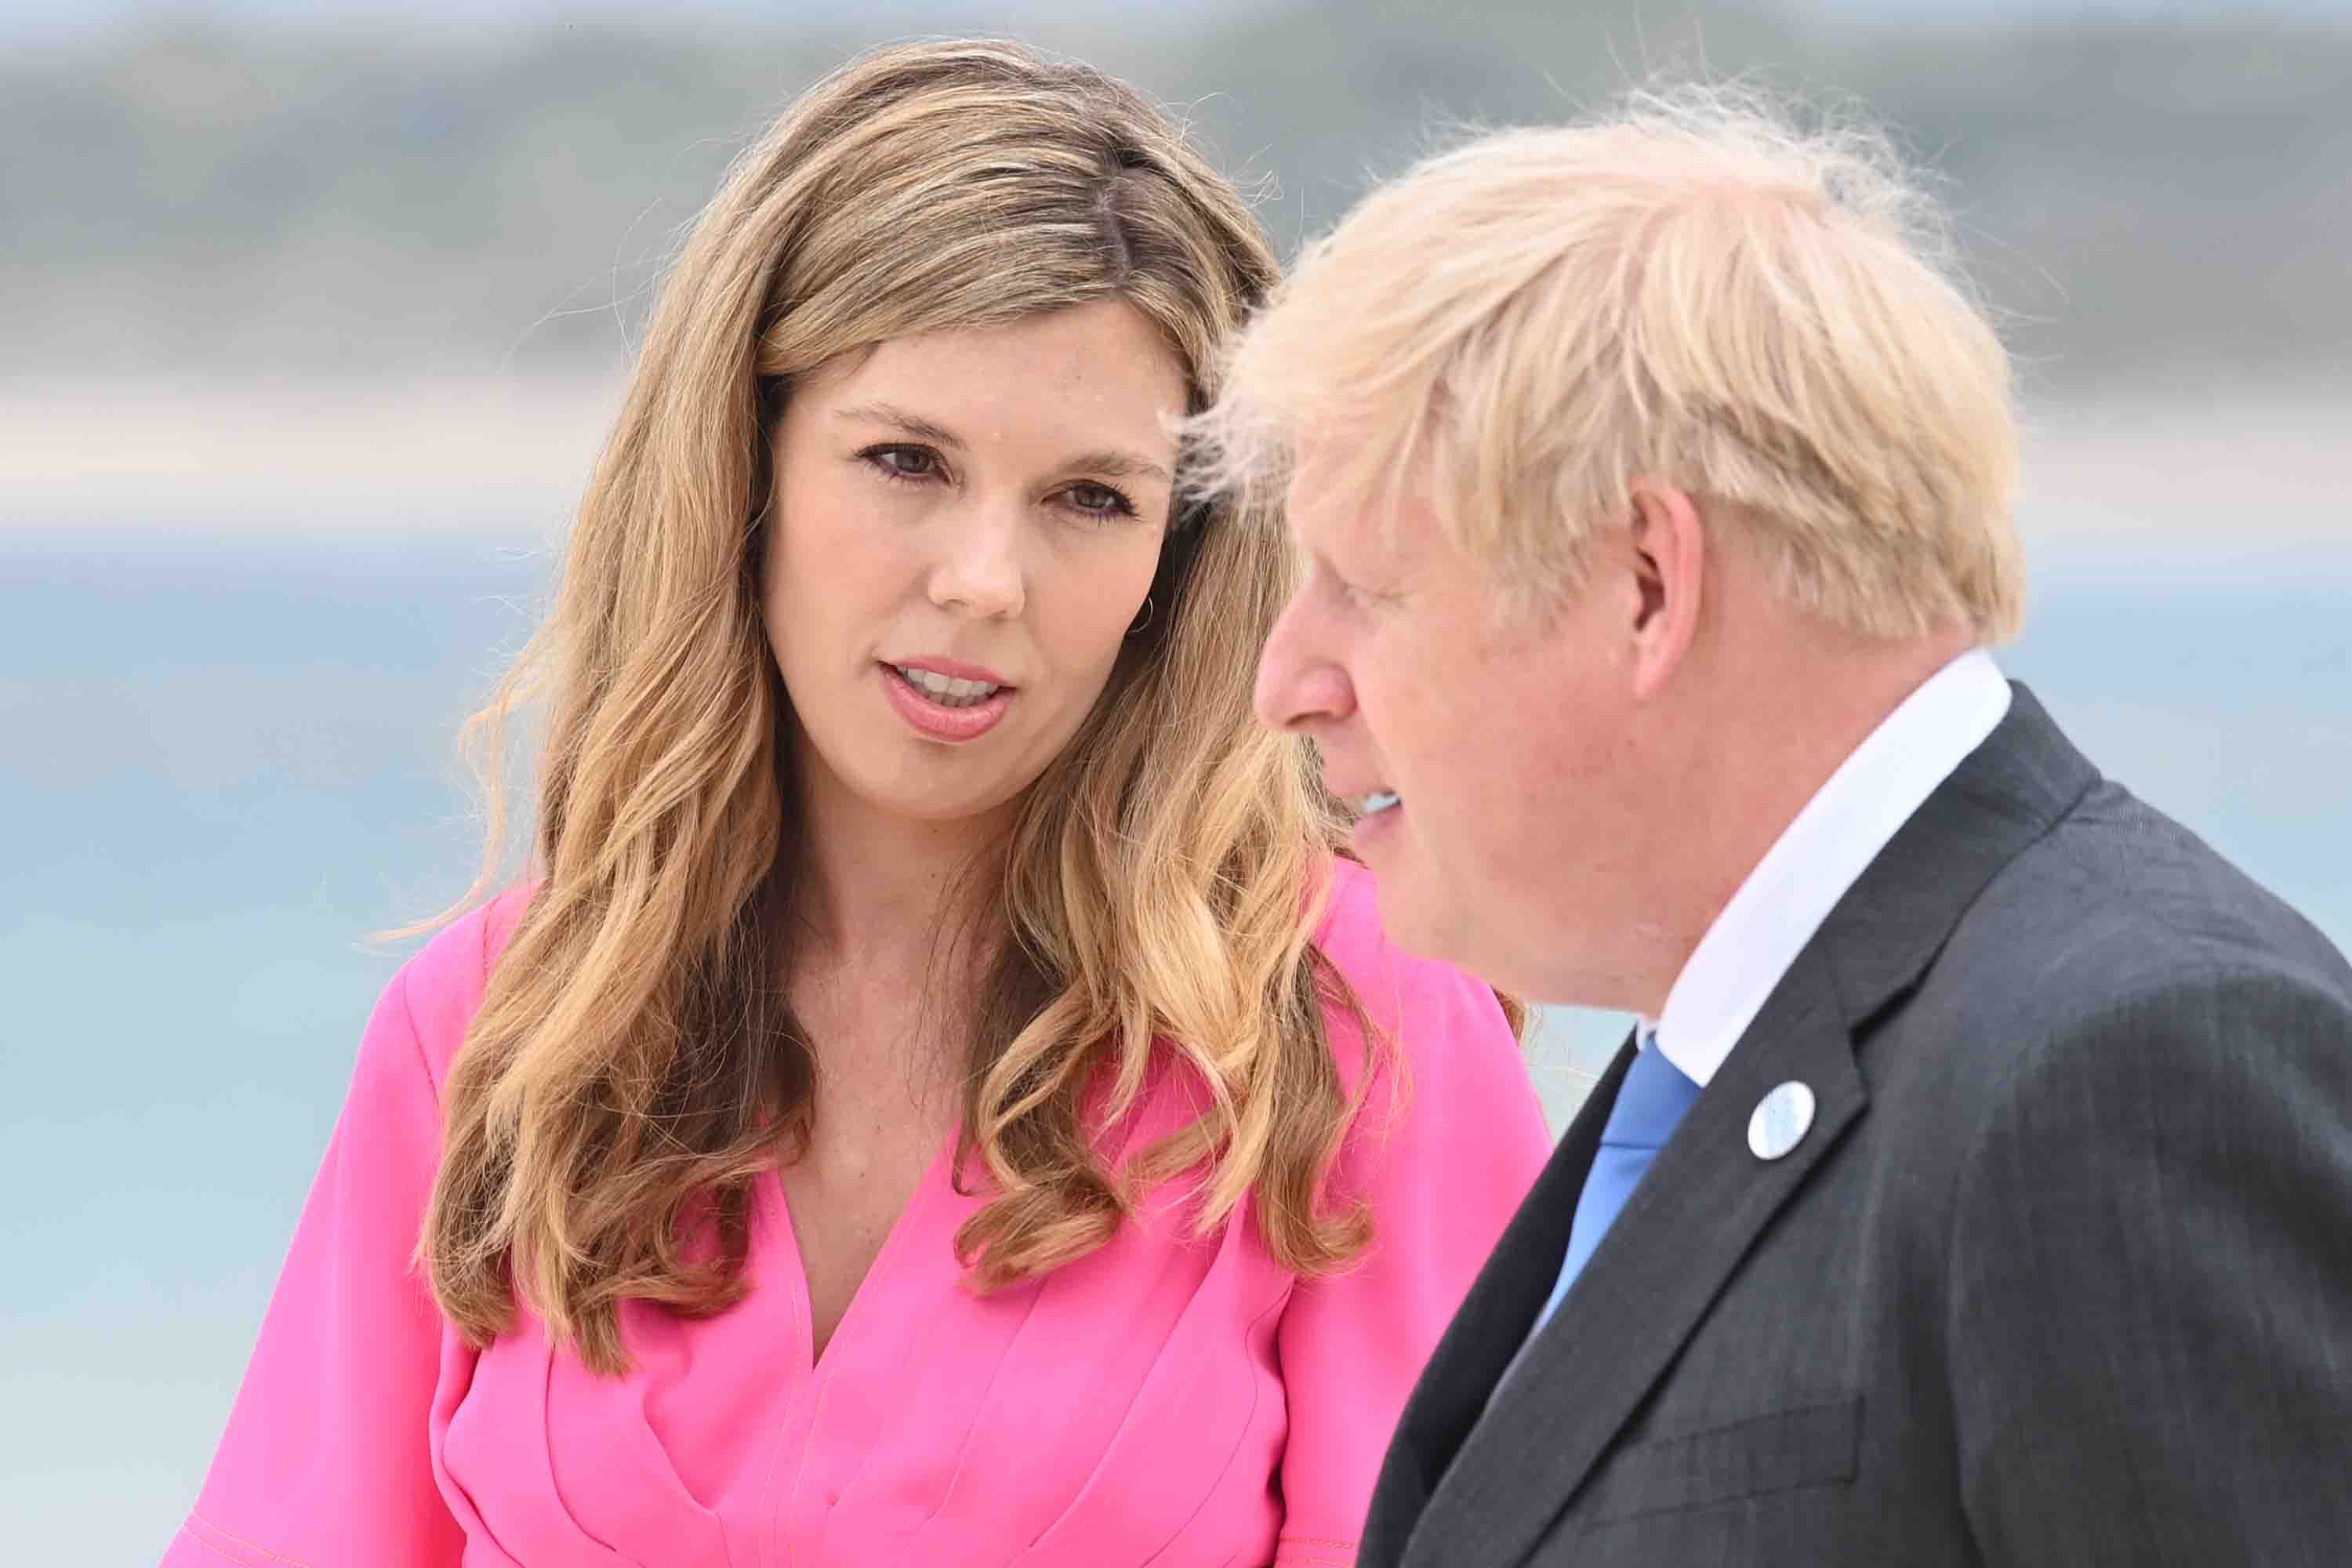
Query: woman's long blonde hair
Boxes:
[{"xmin": 419, "ymin": 39, "xmax": 1398, "ymax": 1374}]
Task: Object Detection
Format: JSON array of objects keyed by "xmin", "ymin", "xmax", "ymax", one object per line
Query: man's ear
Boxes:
[{"xmin": 1625, "ymin": 479, "xmax": 1705, "ymax": 701}]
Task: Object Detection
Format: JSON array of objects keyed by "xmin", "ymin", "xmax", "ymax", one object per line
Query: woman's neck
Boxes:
[{"xmin": 786, "ymin": 753, "xmax": 1012, "ymax": 989}]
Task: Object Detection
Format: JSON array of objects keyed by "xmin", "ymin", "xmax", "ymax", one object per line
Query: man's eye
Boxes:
[{"xmin": 1334, "ymin": 572, "xmax": 1401, "ymax": 612}]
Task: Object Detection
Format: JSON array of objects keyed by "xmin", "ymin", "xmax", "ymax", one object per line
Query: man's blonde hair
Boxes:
[{"xmin": 1193, "ymin": 85, "xmax": 2025, "ymax": 640}]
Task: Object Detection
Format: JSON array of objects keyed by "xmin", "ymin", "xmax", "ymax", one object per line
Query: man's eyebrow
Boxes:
[{"xmin": 832, "ymin": 401, "xmax": 964, "ymax": 450}]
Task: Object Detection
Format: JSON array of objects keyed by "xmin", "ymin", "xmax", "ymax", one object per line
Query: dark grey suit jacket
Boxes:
[{"xmin": 1363, "ymin": 684, "xmax": 2352, "ymax": 1566}]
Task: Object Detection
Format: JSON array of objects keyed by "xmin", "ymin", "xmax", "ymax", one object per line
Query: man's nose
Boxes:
[
  {"xmin": 1254, "ymin": 594, "xmax": 1354, "ymax": 733},
  {"xmin": 929, "ymin": 499, "xmax": 1026, "ymax": 619}
]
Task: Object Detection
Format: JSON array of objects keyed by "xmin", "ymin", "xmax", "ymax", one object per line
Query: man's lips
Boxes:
[
  {"xmin": 1328, "ymin": 778, "xmax": 1402, "ymax": 815},
  {"xmin": 1348, "ymin": 786, "xmax": 1403, "ymax": 850}
]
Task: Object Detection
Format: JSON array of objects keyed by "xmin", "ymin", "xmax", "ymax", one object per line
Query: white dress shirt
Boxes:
[{"xmin": 1642, "ymin": 648, "xmax": 2013, "ymax": 1086}]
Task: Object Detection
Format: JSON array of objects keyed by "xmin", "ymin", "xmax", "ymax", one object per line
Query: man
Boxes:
[{"xmin": 1197, "ymin": 91, "xmax": 2352, "ymax": 1563}]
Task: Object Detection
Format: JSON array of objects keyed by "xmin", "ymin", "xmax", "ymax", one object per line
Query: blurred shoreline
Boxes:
[
  {"xmin": 7, "ymin": 374, "xmax": 2346, "ymax": 575},
  {"xmin": 1, "ymin": 372, "xmax": 618, "ymax": 539}
]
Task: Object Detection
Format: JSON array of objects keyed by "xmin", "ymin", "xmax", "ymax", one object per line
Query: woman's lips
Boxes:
[
  {"xmin": 879, "ymin": 662, "xmax": 1014, "ymax": 741},
  {"xmin": 891, "ymin": 655, "xmax": 1011, "ymax": 686}
]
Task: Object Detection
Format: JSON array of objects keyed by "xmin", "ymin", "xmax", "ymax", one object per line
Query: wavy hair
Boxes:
[{"xmin": 416, "ymin": 39, "xmax": 1437, "ymax": 1374}]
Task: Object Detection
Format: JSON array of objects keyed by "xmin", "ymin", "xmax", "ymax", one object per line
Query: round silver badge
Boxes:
[{"xmin": 1748, "ymin": 1081, "xmax": 1817, "ymax": 1162}]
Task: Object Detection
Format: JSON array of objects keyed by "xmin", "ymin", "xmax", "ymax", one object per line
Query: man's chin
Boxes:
[
  {"xmin": 1369, "ymin": 870, "xmax": 1472, "ymax": 967},
  {"xmin": 1373, "ymin": 869, "xmax": 1558, "ymax": 997}
]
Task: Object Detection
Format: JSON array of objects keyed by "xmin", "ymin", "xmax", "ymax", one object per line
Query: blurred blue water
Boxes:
[{"xmin": 2, "ymin": 534, "xmax": 2347, "ymax": 1560}]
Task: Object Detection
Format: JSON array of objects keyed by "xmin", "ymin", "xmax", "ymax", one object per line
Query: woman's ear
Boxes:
[{"xmin": 1138, "ymin": 496, "xmax": 1212, "ymax": 648}]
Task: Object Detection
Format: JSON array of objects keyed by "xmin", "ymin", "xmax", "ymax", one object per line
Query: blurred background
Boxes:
[{"xmin": 3, "ymin": 0, "xmax": 2347, "ymax": 1557}]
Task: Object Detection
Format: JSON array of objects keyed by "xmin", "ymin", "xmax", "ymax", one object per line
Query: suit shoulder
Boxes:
[
  {"xmin": 1941, "ymin": 914, "xmax": 2352, "ymax": 1269},
  {"xmin": 1882, "ymin": 782, "xmax": 2350, "ymax": 1131},
  {"xmin": 1956, "ymin": 779, "xmax": 2351, "ymax": 1022}
]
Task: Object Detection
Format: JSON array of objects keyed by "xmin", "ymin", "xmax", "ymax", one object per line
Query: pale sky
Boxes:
[{"xmin": 8, "ymin": 0, "xmax": 2346, "ymax": 47}]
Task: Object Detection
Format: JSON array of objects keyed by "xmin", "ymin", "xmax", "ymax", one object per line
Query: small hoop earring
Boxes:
[{"xmin": 1125, "ymin": 595, "xmax": 1156, "ymax": 637}]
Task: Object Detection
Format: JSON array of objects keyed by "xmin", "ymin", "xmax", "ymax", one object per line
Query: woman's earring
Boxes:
[{"xmin": 1125, "ymin": 596, "xmax": 1156, "ymax": 637}]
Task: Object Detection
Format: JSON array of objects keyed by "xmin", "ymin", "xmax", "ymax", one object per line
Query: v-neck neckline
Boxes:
[
  {"xmin": 760, "ymin": 1129, "xmax": 960, "ymax": 1378},
  {"xmin": 755, "ymin": 1056, "xmax": 1163, "ymax": 1378}
]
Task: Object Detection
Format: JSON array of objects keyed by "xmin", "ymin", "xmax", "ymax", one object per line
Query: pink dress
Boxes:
[{"xmin": 162, "ymin": 861, "xmax": 1551, "ymax": 1567}]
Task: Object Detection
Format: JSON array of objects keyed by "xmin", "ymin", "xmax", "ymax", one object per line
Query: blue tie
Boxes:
[{"xmin": 1527, "ymin": 1038, "xmax": 1701, "ymax": 1338}]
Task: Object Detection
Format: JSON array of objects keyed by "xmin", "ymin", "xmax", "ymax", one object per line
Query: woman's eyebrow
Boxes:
[
  {"xmin": 834, "ymin": 403, "xmax": 1173, "ymax": 485},
  {"xmin": 833, "ymin": 401, "xmax": 964, "ymax": 449}
]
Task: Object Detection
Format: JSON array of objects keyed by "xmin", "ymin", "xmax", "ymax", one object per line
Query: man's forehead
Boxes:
[{"xmin": 1282, "ymin": 476, "xmax": 1435, "ymax": 568}]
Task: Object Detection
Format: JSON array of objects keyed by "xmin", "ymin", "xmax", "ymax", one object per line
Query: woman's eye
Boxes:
[
  {"xmin": 863, "ymin": 445, "xmax": 941, "ymax": 481},
  {"xmin": 1065, "ymin": 482, "xmax": 1136, "ymax": 519}
]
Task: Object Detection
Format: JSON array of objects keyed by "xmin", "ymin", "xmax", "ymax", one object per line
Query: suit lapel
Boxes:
[
  {"xmin": 1363, "ymin": 1035, "xmax": 1638, "ymax": 1552},
  {"xmin": 1403, "ymin": 955, "xmax": 1867, "ymax": 1568}
]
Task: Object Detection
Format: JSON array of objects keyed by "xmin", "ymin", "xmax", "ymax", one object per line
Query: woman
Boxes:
[{"xmin": 164, "ymin": 39, "xmax": 1551, "ymax": 1568}]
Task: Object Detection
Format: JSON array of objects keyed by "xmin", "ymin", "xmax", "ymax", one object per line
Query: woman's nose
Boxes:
[{"xmin": 928, "ymin": 500, "xmax": 1027, "ymax": 619}]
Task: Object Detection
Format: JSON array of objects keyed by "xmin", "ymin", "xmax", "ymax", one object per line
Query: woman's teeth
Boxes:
[
  {"xmin": 895, "ymin": 666, "xmax": 1001, "ymax": 708},
  {"xmin": 1361, "ymin": 791, "xmax": 1401, "ymax": 815}
]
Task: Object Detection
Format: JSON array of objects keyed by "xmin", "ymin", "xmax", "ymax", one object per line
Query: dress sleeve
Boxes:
[
  {"xmin": 1271, "ymin": 939, "xmax": 1553, "ymax": 1566},
  {"xmin": 162, "ymin": 965, "xmax": 466, "ymax": 1568}
]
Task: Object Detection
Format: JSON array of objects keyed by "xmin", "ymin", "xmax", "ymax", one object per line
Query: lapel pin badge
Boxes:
[{"xmin": 1748, "ymin": 1081, "xmax": 1817, "ymax": 1161}]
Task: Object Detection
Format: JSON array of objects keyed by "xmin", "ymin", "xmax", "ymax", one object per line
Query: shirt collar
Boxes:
[{"xmin": 1641, "ymin": 647, "xmax": 2013, "ymax": 1087}]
